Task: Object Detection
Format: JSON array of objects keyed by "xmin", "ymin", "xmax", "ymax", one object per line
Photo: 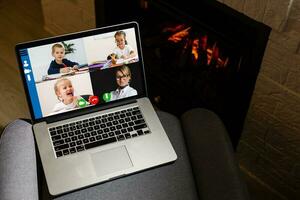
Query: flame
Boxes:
[
  {"xmin": 163, "ymin": 24, "xmax": 186, "ymax": 33},
  {"xmin": 206, "ymin": 48, "xmax": 212, "ymax": 65},
  {"xmin": 168, "ymin": 27, "xmax": 191, "ymax": 43},
  {"xmin": 165, "ymin": 25, "xmax": 229, "ymax": 68},
  {"xmin": 192, "ymin": 39, "xmax": 199, "ymax": 61}
]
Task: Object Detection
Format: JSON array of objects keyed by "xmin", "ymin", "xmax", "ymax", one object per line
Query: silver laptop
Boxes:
[{"xmin": 15, "ymin": 22, "xmax": 177, "ymax": 196}]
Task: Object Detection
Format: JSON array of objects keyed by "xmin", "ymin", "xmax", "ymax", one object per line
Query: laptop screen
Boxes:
[{"xmin": 16, "ymin": 22, "xmax": 146, "ymax": 121}]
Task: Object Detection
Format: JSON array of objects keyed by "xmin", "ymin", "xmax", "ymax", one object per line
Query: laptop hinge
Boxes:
[{"xmin": 45, "ymin": 99, "xmax": 137, "ymax": 124}]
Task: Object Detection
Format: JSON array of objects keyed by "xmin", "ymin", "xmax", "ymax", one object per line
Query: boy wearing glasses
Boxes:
[{"xmin": 110, "ymin": 65, "xmax": 137, "ymax": 101}]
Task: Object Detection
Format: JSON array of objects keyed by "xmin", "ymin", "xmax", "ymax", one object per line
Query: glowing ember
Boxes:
[
  {"xmin": 167, "ymin": 27, "xmax": 191, "ymax": 43},
  {"xmin": 192, "ymin": 39, "xmax": 199, "ymax": 61},
  {"xmin": 163, "ymin": 24, "xmax": 186, "ymax": 33},
  {"xmin": 166, "ymin": 24, "xmax": 229, "ymax": 68}
]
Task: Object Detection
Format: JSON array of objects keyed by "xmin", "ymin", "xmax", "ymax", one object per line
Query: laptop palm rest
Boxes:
[{"xmin": 91, "ymin": 146, "xmax": 133, "ymax": 177}]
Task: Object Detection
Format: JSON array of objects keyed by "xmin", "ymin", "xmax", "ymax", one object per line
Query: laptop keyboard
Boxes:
[{"xmin": 48, "ymin": 107, "xmax": 151, "ymax": 158}]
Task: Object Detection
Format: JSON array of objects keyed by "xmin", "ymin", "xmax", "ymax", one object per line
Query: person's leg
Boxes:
[{"xmin": 0, "ymin": 119, "xmax": 38, "ymax": 200}]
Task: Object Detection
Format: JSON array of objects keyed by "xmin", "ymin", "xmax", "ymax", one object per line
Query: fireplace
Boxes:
[{"xmin": 96, "ymin": 0, "xmax": 271, "ymax": 148}]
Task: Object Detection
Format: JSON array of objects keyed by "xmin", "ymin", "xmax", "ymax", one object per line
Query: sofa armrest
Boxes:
[
  {"xmin": 181, "ymin": 108, "xmax": 249, "ymax": 200},
  {"xmin": 0, "ymin": 120, "xmax": 38, "ymax": 200}
]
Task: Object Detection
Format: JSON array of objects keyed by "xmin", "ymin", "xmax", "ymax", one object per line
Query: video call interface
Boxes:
[{"xmin": 19, "ymin": 28, "xmax": 144, "ymax": 119}]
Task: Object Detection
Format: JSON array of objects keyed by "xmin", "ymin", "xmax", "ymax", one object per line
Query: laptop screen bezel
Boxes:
[{"xmin": 15, "ymin": 22, "xmax": 148, "ymax": 123}]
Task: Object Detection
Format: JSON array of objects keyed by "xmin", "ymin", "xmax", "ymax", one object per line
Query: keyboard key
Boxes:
[
  {"xmin": 70, "ymin": 142, "xmax": 76, "ymax": 147},
  {"xmin": 71, "ymin": 136, "xmax": 78, "ymax": 141},
  {"xmin": 96, "ymin": 135, "xmax": 102, "ymax": 140},
  {"xmin": 55, "ymin": 144, "xmax": 69, "ymax": 151},
  {"xmin": 52, "ymin": 135, "xmax": 61, "ymax": 141},
  {"xmin": 83, "ymin": 123, "xmax": 89, "ymax": 128},
  {"xmin": 76, "ymin": 145, "xmax": 85, "ymax": 152},
  {"xmin": 84, "ymin": 133, "xmax": 91, "ymax": 138},
  {"xmin": 125, "ymin": 133, "xmax": 131, "ymax": 139},
  {"xmin": 85, "ymin": 137, "xmax": 117, "ymax": 150},
  {"xmin": 132, "ymin": 110, "xmax": 141, "ymax": 115},
  {"xmin": 57, "ymin": 129, "xmax": 63, "ymax": 134},
  {"xmin": 117, "ymin": 135, "xmax": 125, "ymax": 141},
  {"xmin": 137, "ymin": 130, "xmax": 144, "ymax": 136},
  {"xmin": 83, "ymin": 139, "xmax": 89, "ymax": 144},
  {"xmin": 50, "ymin": 130, "xmax": 57, "ymax": 136},
  {"xmin": 53, "ymin": 139, "xmax": 64, "ymax": 146},
  {"xmin": 128, "ymin": 122, "xmax": 134, "ymax": 126},
  {"xmin": 132, "ymin": 133, "xmax": 138, "ymax": 137},
  {"xmin": 56, "ymin": 151, "xmax": 63, "ymax": 157},
  {"xmin": 78, "ymin": 134, "xmax": 84, "ymax": 140},
  {"xmin": 63, "ymin": 128, "xmax": 69, "ymax": 132},
  {"xmin": 65, "ymin": 138, "xmax": 71, "ymax": 143},
  {"xmin": 137, "ymin": 114, "xmax": 143, "ymax": 119},
  {"xmin": 109, "ymin": 132, "xmax": 115, "ymax": 137},
  {"xmin": 134, "ymin": 124, "xmax": 147, "ymax": 130},
  {"xmin": 51, "ymin": 106, "xmax": 145, "ymax": 158},
  {"xmin": 70, "ymin": 148, "xmax": 76, "ymax": 154},
  {"xmin": 134, "ymin": 119, "xmax": 145, "ymax": 125},
  {"xmin": 125, "ymin": 117, "xmax": 131, "ymax": 122},
  {"xmin": 63, "ymin": 149, "xmax": 70, "ymax": 155}
]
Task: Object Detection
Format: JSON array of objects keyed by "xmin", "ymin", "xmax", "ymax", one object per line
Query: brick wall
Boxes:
[{"xmin": 217, "ymin": 0, "xmax": 300, "ymax": 199}]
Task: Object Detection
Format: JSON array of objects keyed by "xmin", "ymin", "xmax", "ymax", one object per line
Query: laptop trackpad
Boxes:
[{"xmin": 91, "ymin": 146, "xmax": 133, "ymax": 177}]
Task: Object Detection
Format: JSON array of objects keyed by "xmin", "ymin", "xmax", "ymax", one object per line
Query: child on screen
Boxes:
[
  {"xmin": 48, "ymin": 43, "xmax": 79, "ymax": 75},
  {"xmin": 52, "ymin": 78, "xmax": 87, "ymax": 113}
]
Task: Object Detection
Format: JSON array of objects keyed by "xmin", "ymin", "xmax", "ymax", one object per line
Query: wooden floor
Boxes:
[{"xmin": 0, "ymin": 0, "xmax": 51, "ymax": 131}]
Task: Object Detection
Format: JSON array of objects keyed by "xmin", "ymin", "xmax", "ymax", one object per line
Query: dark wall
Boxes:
[{"xmin": 95, "ymin": 0, "xmax": 271, "ymax": 149}]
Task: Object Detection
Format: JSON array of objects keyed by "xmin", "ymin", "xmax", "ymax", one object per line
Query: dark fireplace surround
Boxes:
[{"xmin": 96, "ymin": 0, "xmax": 271, "ymax": 148}]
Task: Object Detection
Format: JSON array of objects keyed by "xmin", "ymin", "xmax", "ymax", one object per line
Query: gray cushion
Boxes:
[
  {"xmin": 0, "ymin": 109, "xmax": 249, "ymax": 200},
  {"xmin": 0, "ymin": 119, "xmax": 38, "ymax": 200},
  {"xmin": 181, "ymin": 108, "xmax": 249, "ymax": 200},
  {"xmin": 54, "ymin": 111, "xmax": 199, "ymax": 200}
]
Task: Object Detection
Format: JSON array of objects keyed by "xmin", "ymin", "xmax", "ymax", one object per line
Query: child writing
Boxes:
[
  {"xmin": 111, "ymin": 31, "xmax": 136, "ymax": 62},
  {"xmin": 52, "ymin": 78, "xmax": 87, "ymax": 113},
  {"xmin": 48, "ymin": 43, "xmax": 79, "ymax": 75}
]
